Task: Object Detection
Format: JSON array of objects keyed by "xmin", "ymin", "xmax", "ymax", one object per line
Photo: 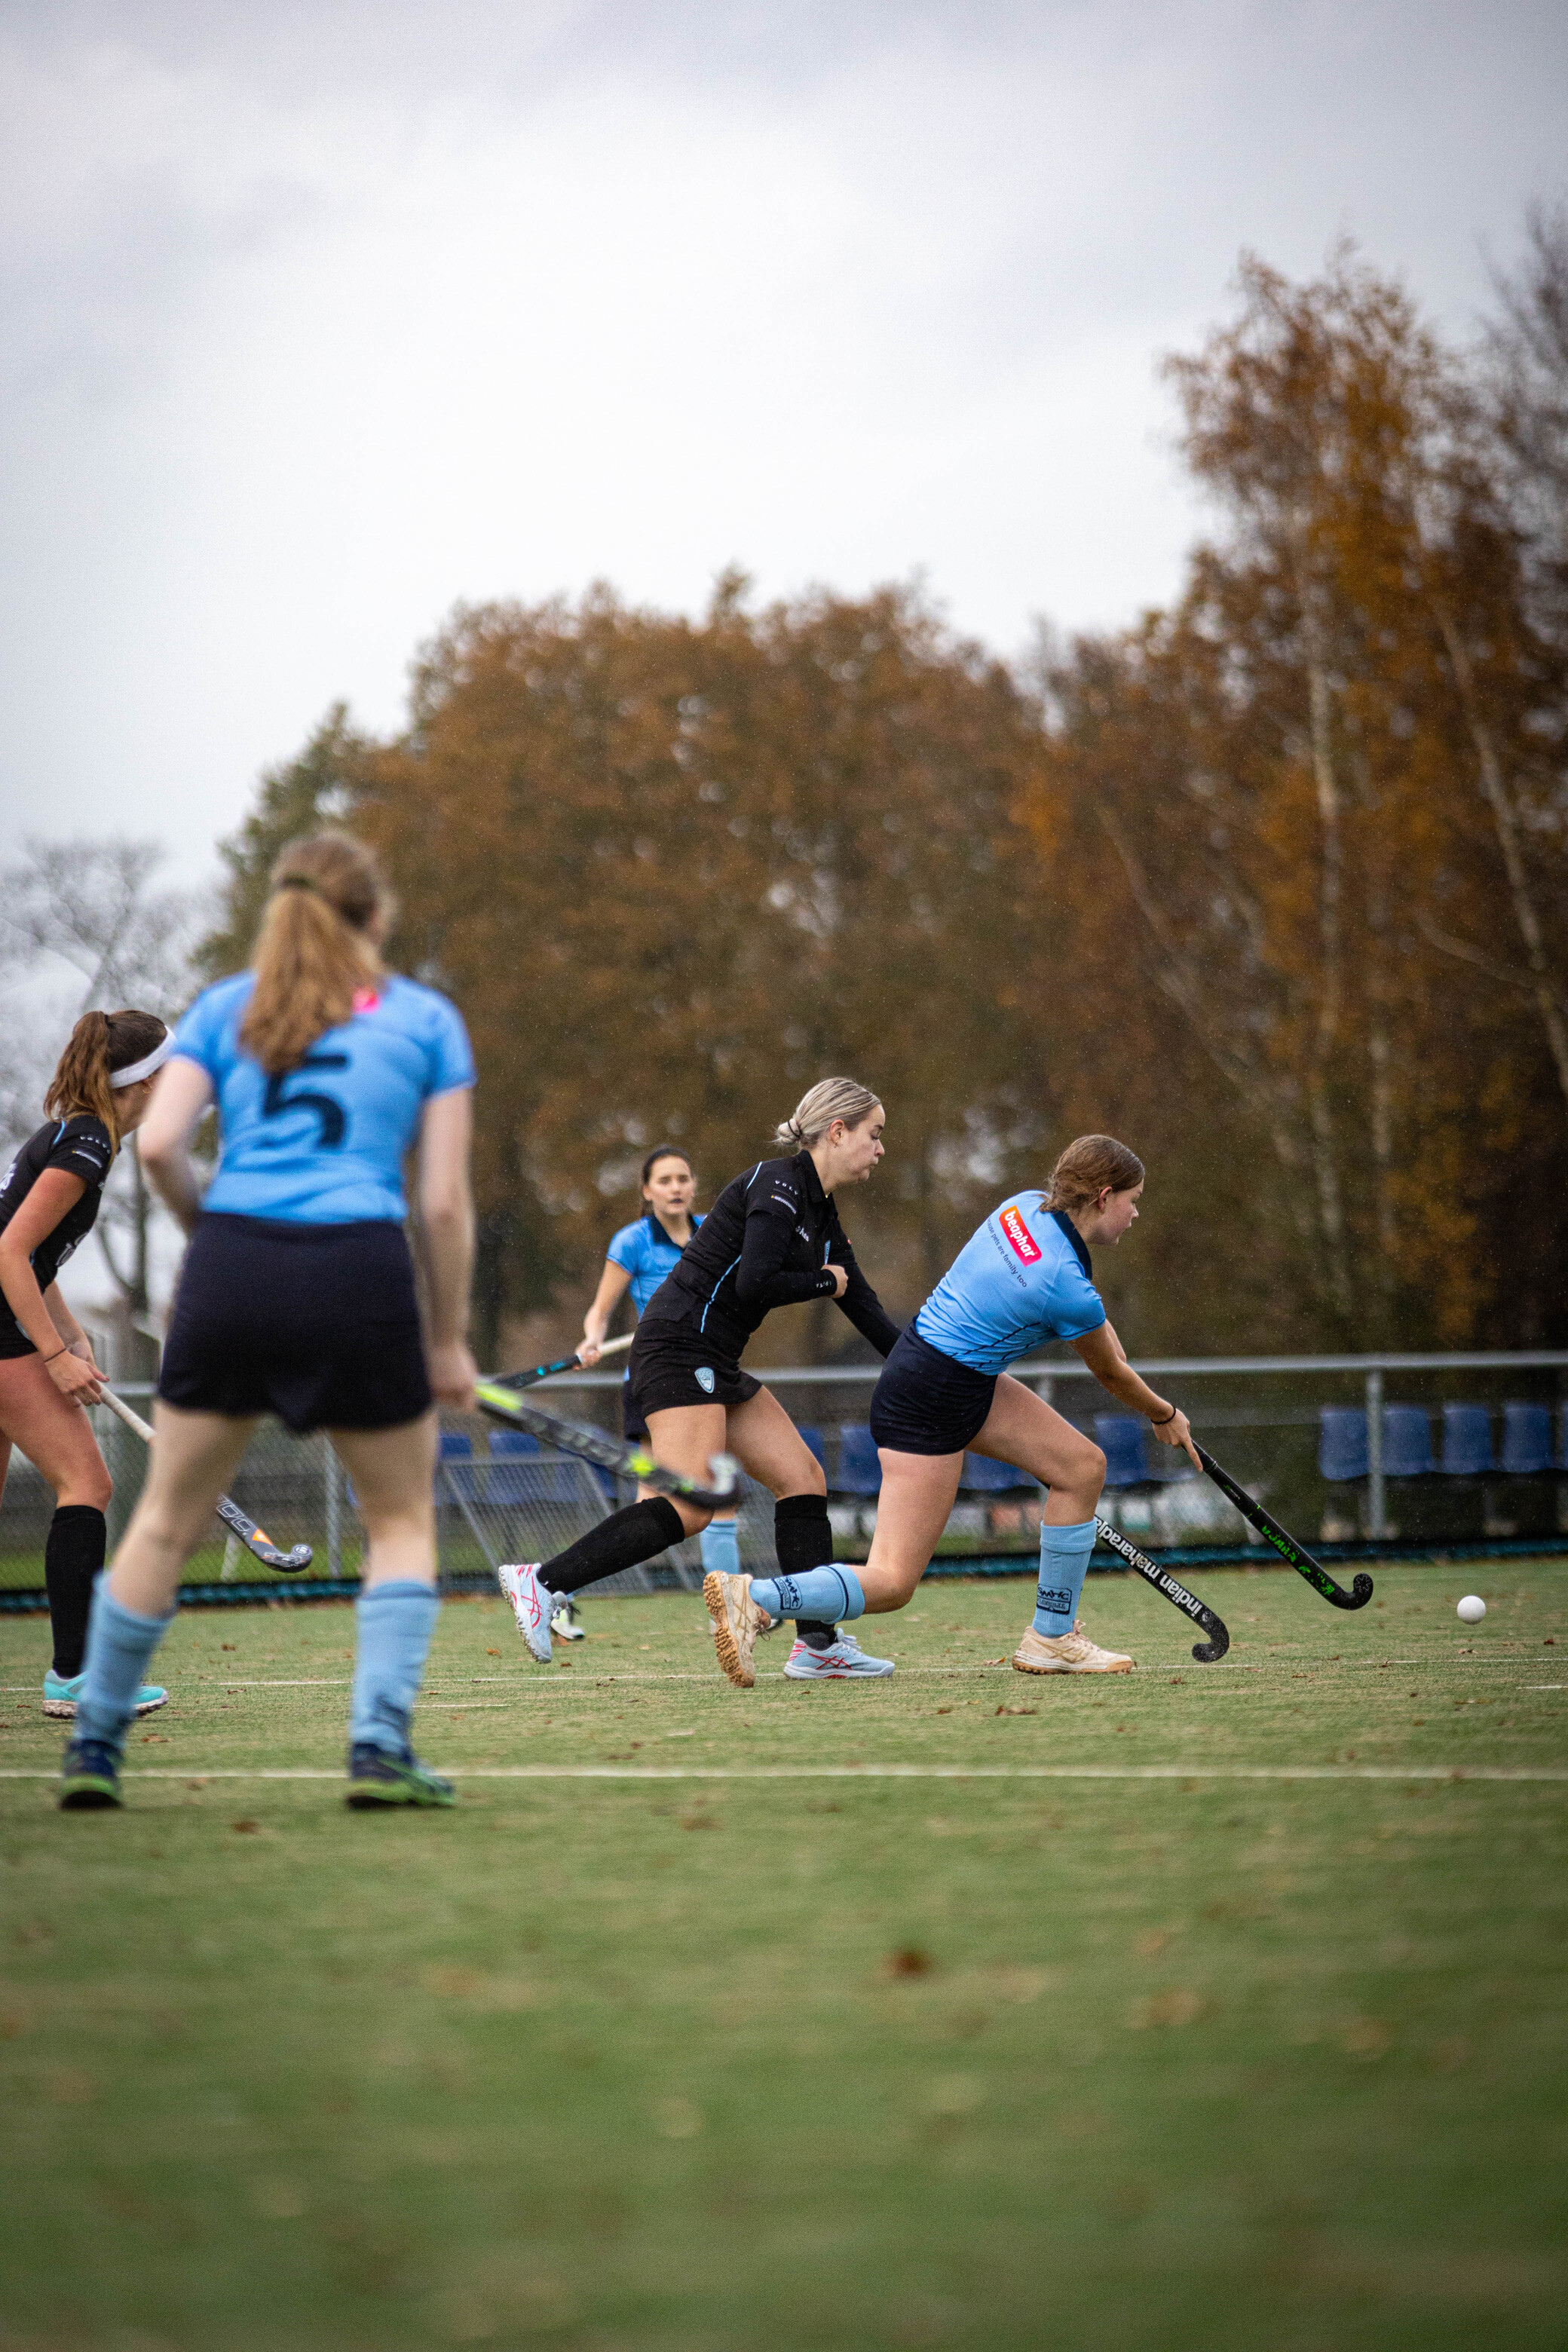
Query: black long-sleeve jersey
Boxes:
[
  {"xmin": 640, "ymin": 1149, "xmax": 902, "ymax": 1364},
  {"xmin": 0, "ymin": 1115, "xmax": 114, "ymax": 1358}
]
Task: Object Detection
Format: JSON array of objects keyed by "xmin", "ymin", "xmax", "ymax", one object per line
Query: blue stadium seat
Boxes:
[
  {"xmin": 490, "ymin": 1429, "xmax": 541, "ymax": 1458},
  {"xmin": 1438, "ymin": 1404, "xmax": 1493, "ymax": 1477},
  {"xmin": 1502, "ymin": 1402, "xmax": 1553, "ymax": 1477},
  {"xmin": 961, "ymin": 1452, "xmax": 1029, "ymax": 1493},
  {"xmin": 798, "ymin": 1426, "xmax": 827, "ymax": 1475},
  {"xmin": 439, "ymin": 1430, "xmax": 473, "ymax": 1459},
  {"xmin": 1383, "ymin": 1404, "xmax": 1434, "ymax": 1478},
  {"xmin": 1095, "ymin": 1414, "xmax": 1148, "ymax": 1489},
  {"xmin": 835, "ymin": 1426, "xmax": 883, "ymax": 1496},
  {"xmin": 1318, "ymin": 1407, "xmax": 1368, "ymax": 1482}
]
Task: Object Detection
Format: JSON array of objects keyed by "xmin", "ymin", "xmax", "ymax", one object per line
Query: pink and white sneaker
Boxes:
[
  {"xmin": 498, "ymin": 1562, "xmax": 553, "ymax": 1661},
  {"xmin": 783, "ymin": 1632, "xmax": 896, "ymax": 1679}
]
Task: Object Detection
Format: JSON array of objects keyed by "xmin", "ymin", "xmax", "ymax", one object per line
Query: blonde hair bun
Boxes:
[{"xmin": 772, "ymin": 1080, "xmax": 881, "ymax": 1150}]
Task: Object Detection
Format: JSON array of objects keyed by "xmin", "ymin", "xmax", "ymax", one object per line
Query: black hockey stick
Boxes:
[
  {"xmin": 498, "ymin": 1332, "xmax": 633, "ymax": 1388},
  {"xmin": 1195, "ymin": 1442, "xmax": 1373, "ymax": 1610},
  {"xmin": 474, "ymin": 1379, "xmax": 740, "ymax": 1511},
  {"xmin": 99, "ymin": 1388, "xmax": 314, "ymax": 1574},
  {"xmin": 1094, "ymin": 1515, "xmax": 1230, "ymax": 1662}
]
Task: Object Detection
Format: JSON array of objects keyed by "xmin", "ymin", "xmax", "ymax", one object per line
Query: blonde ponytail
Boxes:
[
  {"xmin": 240, "ymin": 833, "xmax": 388, "ymax": 1074},
  {"xmin": 44, "ymin": 1008, "xmax": 169, "ymax": 1151}
]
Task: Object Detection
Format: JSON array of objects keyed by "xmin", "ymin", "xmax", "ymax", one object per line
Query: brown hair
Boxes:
[
  {"xmin": 641, "ymin": 1146, "xmax": 691, "ymax": 1190},
  {"xmin": 240, "ymin": 833, "xmax": 388, "ymax": 1074},
  {"xmin": 43, "ymin": 1009, "xmax": 169, "ymax": 1151},
  {"xmin": 1044, "ymin": 1134, "xmax": 1145, "ymax": 1214}
]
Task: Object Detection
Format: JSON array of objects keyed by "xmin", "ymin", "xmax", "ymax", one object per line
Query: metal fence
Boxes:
[{"xmin": 2, "ymin": 1351, "xmax": 1565, "ymax": 1604}]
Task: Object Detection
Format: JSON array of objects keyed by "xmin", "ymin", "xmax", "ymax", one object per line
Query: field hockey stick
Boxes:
[
  {"xmin": 497, "ymin": 1332, "xmax": 634, "ymax": 1387},
  {"xmin": 1093, "ymin": 1515, "xmax": 1230, "ymax": 1662},
  {"xmin": 474, "ymin": 1378, "xmax": 740, "ymax": 1511},
  {"xmin": 97, "ymin": 1388, "xmax": 315, "ymax": 1575},
  {"xmin": 1195, "ymin": 1443, "xmax": 1373, "ymax": 1610}
]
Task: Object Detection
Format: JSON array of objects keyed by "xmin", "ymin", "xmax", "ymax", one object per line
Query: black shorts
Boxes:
[
  {"xmin": 868, "ymin": 1327, "xmax": 997, "ymax": 1456},
  {"xmin": 622, "ymin": 1377, "xmax": 648, "ymax": 1446},
  {"xmin": 158, "ymin": 1213, "xmax": 432, "ymax": 1435},
  {"xmin": 627, "ymin": 1316, "xmax": 762, "ymax": 1422}
]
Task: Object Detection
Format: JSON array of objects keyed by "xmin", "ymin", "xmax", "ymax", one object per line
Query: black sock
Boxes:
[
  {"xmin": 775, "ymin": 1494, "xmax": 839, "ymax": 1647},
  {"xmin": 542, "ymin": 1497, "xmax": 687, "ymax": 1597},
  {"xmin": 45, "ymin": 1505, "xmax": 106, "ymax": 1679}
]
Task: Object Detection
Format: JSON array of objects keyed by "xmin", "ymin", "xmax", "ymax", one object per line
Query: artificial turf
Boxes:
[{"xmin": 1, "ymin": 1561, "xmax": 1565, "ymax": 2351}]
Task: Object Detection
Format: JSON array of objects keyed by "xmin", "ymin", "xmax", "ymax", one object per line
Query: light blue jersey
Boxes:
[
  {"xmin": 171, "ymin": 972, "xmax": 475, "ymax": 1224},
  {"xmin": 607, "ymin": 1211, "xmax": 703, "ymax": 1315},
  {"xmin": 914, "ymin": 1190, "xmax": 1106, "ymax": 1374}
]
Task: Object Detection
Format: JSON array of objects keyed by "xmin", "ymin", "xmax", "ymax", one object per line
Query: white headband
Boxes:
[{"xmin": 109, "ymin": 1035, "xmax": 173, "ymax": 1089}]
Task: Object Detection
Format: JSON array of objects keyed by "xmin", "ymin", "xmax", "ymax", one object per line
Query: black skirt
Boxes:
[
  {"xmin": 158, "ymin": 1213, "xmax": 431, "ymax": 1435},
  {"xmin": 868, "ymin": 1326, "xmax": 997, "ymax": 1456},
  {"xmin": 626, "ymin": 1315, "xmax": 763, "ymax": 1421}
]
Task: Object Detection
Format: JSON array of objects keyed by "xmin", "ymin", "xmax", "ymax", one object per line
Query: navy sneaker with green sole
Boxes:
[
  {"xmin": 59, "ymin": 1737, "xmax": 122, "ymax": 1809},
  {"xmin": 345, "ymin": 1742, "xmax": 455, "ymax": 1808}
]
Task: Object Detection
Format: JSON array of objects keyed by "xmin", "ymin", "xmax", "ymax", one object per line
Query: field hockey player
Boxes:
[
  {"xmin": 499, "ymin": 1080, "xmax": 902, "ymax": 1680},
  {"xmin": 57, "ymin": 831, "xmax": 479, "ymax": 1811},
  {"xmin": 539, "ymin": 1144, "xmax": 739, "ymax": 1634},
  {"xmin": 0, "ymin": 1009, "xmax": 172, "ymax": 1722},
  {"xmin": 705, "ymin": 1134, "xmax": 1199, "ymax": 1686}
]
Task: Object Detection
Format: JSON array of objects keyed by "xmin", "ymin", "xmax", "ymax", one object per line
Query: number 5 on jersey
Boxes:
[{"xmin": 262, "ymin": 1051, "xmax": 349, "ymax": 1150}]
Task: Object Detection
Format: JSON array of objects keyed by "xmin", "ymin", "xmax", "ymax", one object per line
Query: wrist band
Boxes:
[
  {"xmin": 1153, "ymin": 1404, "xmax": 1177, "ymax": 1426},
  {"xmin": 41, "ymin": 1345, "xmax": 69, "ymax": 1364}
]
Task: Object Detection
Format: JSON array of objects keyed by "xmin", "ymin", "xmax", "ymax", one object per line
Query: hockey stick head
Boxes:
[
  {"xmin": 1337, "ymin": 1570, "xmax": 1375, "ymax": 1610},
  {"xmin": 1190, "ymin": 1617, "xmax": 1230, "ymax": 1664}
]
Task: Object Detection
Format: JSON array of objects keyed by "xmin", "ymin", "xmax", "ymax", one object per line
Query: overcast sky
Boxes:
[{"xmin": 2, "ymin": 0, "xmax": 1564, "ymax": 884}]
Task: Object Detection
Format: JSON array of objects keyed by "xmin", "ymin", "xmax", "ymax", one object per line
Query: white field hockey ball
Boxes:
[{"xmin": 1456, "ymin": 1594, "xmax": 1487, "ymax": 1625}]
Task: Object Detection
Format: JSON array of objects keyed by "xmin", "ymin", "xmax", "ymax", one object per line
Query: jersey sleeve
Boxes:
[
  {"xmin": 423, "ymin": 994, "xmax": 476, "ymax": 1096},
  {"xmin": 1052, "ymin": 1257, "xmax": 1107, "ymax": 1341},
  {"xmin": 169, "ymin": 984, "xmax": 229, "ymax": 1082},
  {"xmin": 733, "ymin": 1170, "xmax": 836, "ymax": 1313},
  {"xmin": 44, "ymin": 1119, "xmax": 113, "ymax": 1189},
  {"xmin": 605, "ymin": 1221, "xmax": 647, "ymax": 1276}
]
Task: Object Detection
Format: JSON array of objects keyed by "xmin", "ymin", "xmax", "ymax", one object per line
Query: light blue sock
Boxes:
[
  {"xmin": 699, "ymin": 1519, "xmax": 740, "ymax": 1579},
  {"xmin": 749, "ymin": 1564, "xmax": 865, "ymax": 1624},
  {"xmin": 349, "ymin": 1580, "xmax": 441, "ymax": 1754},
  {"xmin": 76, "ymin": 1576, "xmax": 173, "ymax": 1753},
  {"xmin": 1034, "ymin": 1518, "xmax": 1096, "ymax": 1638}
]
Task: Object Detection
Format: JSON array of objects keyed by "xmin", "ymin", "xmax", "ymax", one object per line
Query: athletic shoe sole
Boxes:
[
  {"xmin": 703, "ymin": 1570, "xmax": 755, "ymax": 1689},
  {"xmin": 1012, "ymin": 1650, "xmax": 1133, "ymax": 1675},
  {"xmin": 42, "ymin": 1689, "xmax": 169, "ymax": 1720},
  {"xmin": 59, "ymin": 1777, "xmax": 121, "ymax": 1809},
  {"xmin": 345, "ymin": 1782, "xmax": 455, "ymax": 1809}
]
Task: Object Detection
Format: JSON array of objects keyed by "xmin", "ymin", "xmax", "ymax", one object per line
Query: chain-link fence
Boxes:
[{"xmin": 3, "ymin": 1352, "xmax": 1566, "ymax": 1606}]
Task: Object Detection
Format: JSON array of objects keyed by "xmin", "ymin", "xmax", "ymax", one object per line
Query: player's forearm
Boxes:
[
  {"xmin": 0, "ymin": 1248, "xmax": 66, "ymax": 1355},
  {"xmin": 418, "ymin": 1197, "xmax": 474, "ymax": 1346},
  {"xmin": 140, "ymin": 1143, "xmax": 204, "ymax": 1234},
  {"xmin": 1095, "ymin": 1358, "xmax": 1174, "ymax": 1422},
  {"xmin": 44, "ymin": 1285, "xmax": 87, "ymax": 1349}
]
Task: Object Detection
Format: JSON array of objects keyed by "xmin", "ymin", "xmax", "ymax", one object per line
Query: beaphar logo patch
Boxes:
[{"xmin": 998, "ymin": 1203, "xmax": 1041, "ymax": 1263}]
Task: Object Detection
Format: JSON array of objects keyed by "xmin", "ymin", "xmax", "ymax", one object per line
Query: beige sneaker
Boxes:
[
  {"xmin": 1012, "ymin": 1622, "xmax": 1133, "ymax": 1675},
  {"xmin": 703, "ymin": 1570, "xmax": 774, "ymax": 1689}
]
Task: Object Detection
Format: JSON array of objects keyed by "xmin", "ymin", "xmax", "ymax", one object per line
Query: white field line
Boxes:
[{"xmin": 3, "ymin": 1764, "xmax": 1566, "ymax": 1784}]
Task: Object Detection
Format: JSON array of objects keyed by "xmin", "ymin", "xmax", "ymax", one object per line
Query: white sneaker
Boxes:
[
  {"xmin": 784, "ymin": 1632, "xmax": 895, "ymax": 1679},
  {"xmin": 550, "ymin": 1597, "xmax": 586, "ymax": 1642},
  {"xmin": 1012, "ymin": 1622, "xmax": 1133, "ymax": 1675},
  {"xmin": 498, "ymin": 1562, "xmax": 553, "ymax": 1662},
  {"xmin": 703, "ymin": 1570, "xmax": 775, "ymax": 1689}
]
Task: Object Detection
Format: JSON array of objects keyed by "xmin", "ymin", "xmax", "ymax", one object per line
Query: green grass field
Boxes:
[{"xmin": 2, "ymin": 1561, "xmax": 1566, "ymax": 2352}]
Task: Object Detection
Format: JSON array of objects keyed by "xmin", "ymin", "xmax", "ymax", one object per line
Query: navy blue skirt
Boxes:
[
  {"xmin": 868, "ymin": 1327, "xmax": 997, "ymax": 1456},
  {"xmin": 159, "ymin": 1213, "xmax": 431, "ymax": 1435}
]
